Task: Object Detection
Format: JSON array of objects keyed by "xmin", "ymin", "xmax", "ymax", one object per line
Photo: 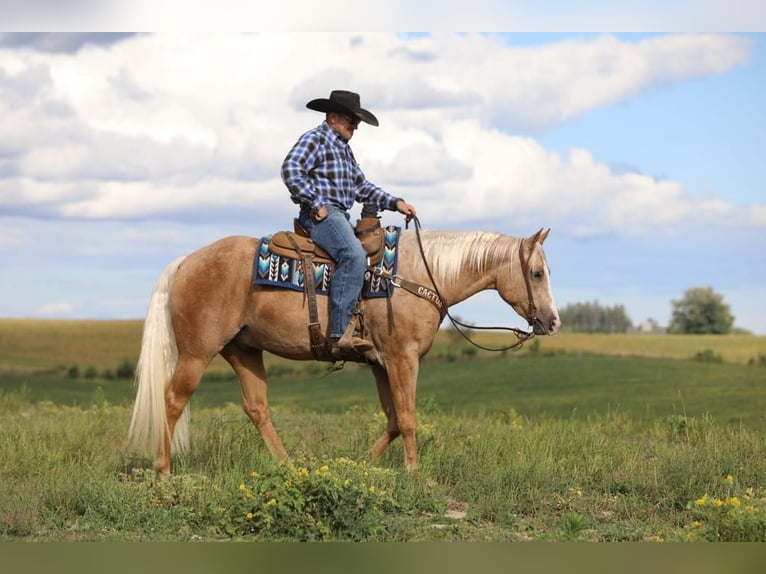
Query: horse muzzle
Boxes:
[{"xmin": 532, "ymin": 314, "xmax": 560, "ymax": 336}]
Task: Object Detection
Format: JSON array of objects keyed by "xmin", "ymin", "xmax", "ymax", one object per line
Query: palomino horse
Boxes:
[{"xmin": 128, "ymin": 226, "xmax": 560, "ymax": 474}]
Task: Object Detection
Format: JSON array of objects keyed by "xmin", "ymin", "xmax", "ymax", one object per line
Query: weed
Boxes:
[
  {"xmin": 231, "ymin": 457, "xmax": 399, "ymax": 541},
  {"xmin": 684, "ymin": 475, "xmax": 766, "ymax": 541},
  {"xmin": 694, "ymin": 349, "xmax": 723, "ymax": 363}
]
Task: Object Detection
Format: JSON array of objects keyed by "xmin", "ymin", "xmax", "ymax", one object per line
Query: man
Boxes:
[{"xmin": 281, "ymin": 90, "xmax": 416, "ymax": 356}]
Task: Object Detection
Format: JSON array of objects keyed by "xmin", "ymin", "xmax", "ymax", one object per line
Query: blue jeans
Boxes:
[{"xmin": 298, "ymin": 206, "xmax": 367, "ymax": 338}]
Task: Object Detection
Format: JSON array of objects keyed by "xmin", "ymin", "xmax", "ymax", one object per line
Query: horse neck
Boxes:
[{"xmin": 399, "ymin": 230, "xmax": 516, "ymax": 306}]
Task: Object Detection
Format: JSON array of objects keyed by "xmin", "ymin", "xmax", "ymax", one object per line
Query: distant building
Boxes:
[{"xmin": 638, "ymin": 318, "xmax": 663, "ymax": 334}]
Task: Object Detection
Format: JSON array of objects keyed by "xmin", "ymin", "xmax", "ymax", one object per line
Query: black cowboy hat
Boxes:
[{"xmin": 306, "ymin": 90, "xmax": 379, "ymax": 126}]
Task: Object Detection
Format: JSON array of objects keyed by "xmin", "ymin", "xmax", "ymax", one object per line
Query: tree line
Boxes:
[{"xmin": 559, "ymin": 286, "xmax": 736, "ymax": 334}]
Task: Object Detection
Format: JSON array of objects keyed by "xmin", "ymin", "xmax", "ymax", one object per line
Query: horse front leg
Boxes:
[
  {"xmin": 381, "ymin": 354, "xmax": 420, "ymax": 472},
  {"xmin": 370, "ymin": 364, "xmax": 400, "ymax": 461}
]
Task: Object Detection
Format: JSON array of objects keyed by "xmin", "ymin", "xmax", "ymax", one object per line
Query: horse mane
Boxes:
[{"xmin": 402, "ymin": 230, "xmax": 518, "ymax": 285}]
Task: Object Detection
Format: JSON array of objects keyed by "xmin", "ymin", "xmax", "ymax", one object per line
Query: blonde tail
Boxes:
[{"xmin": 127, "ymin": 256, "xmax": 189, "ymax": 459}]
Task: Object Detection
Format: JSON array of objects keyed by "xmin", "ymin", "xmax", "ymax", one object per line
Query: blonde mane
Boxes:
[{"xmin": 402, "ymin": 230, "xmax": 518, "ymax": 285}]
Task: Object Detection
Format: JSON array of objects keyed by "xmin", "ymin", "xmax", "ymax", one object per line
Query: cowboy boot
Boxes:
[{"xmin": 334, "ymin": 316, "xmax": 374, "ymax": 354}]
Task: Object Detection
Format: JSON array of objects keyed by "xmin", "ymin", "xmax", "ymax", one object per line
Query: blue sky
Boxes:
[
  {"xmin": 535, "ymin": 34, "xmax": 765, "ymax": 205},
  {"xmin": 0, "ymin": 29, "xmax": 764, "ymax": 333}
]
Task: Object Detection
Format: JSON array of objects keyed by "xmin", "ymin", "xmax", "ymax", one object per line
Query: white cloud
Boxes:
[{"xmin": 0, "ymin": 32, "xmax": 760, "ymax": 239}]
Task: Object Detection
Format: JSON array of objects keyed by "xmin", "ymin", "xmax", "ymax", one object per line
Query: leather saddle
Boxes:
[
  {"xmin": 266, "ymin": 216, "xmax": 386, "ymax": 363},
  {"xmin": 269, "ymin": 217, "xmax": 385, "ymax": 266}
]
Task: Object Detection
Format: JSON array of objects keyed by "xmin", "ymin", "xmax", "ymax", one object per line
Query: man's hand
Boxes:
[
  {"xmin": 395, "ymin": 200, "xmax": 417, "ymax": 222},
  {"xmin": 312, "ymin": 206, "xmax": 329, "ymax": 221}
]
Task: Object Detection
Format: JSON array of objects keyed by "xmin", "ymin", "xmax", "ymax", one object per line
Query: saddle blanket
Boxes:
[{"xmin": 252, "ymin": 226, "xmax": 401, "ymax": 299}]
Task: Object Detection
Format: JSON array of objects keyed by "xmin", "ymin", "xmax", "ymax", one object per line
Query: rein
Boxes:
[{"xmin": 405, "ymin": 217, "xmax": 537, "ymax": 353}]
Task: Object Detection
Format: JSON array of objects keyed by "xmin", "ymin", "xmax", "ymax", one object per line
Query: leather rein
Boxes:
[{"xmin": 387, "ymin": 217, "xmax": 538, "ymax": 353}]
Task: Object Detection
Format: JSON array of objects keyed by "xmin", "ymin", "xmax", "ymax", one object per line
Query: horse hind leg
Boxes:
[
  {"xmin": 220, "ymin": 341, "xmax": 289, "ymax": 462},
  {"xmin": 157, "ymin": 355, "xmax": 207, "ymax": 474}
]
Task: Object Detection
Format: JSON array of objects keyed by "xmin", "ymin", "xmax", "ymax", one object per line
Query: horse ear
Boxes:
[
  {"xmin": 539, "ymin": 228, "xmax": 551, "ymax": 245},
  {"xmin": 528, "ymin": 228, "xmax": 544, "ymax": 245}
]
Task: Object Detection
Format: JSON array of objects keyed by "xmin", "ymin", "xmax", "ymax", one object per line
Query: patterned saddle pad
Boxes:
[{"xmin": 252, "ymin": 226, "xmax": 401, "ymax": 299}]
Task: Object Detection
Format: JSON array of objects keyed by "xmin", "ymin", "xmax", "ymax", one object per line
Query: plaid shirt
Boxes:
[{"xmin": 281, "ymin": 121, "xmax": 400, "ymax": 212}]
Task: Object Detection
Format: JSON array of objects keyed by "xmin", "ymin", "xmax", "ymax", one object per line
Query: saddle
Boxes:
[
  {"xmin": 269, "ymin": 215, "xmax": 386, "ymax": 363},
  {"xmin": 268, "ymin": 217, "xmax": 386, "ymax": 267}
]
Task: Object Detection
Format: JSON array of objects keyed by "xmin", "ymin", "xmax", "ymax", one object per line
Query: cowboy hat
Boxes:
[{"xmin": 306, "ymin": 90, "xmax": 379, "ymax": 126}]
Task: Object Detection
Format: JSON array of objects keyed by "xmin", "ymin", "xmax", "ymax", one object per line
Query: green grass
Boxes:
[
  {"xmin": 2, "ymin": 348, "xmax": 765, "ymax": 428},
  {"xmin": 2, "ymin": 394, "xmax": 765, "ymax": 541},
  {"xmin": 2, "ymin": 320, "xmax": 766, "ymax": 541},
  {"xmin": 3, "ymin": 353, "xmax": 764, "ymax": 428}
]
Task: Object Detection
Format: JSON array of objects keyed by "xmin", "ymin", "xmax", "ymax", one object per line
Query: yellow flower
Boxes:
[
  {"xmin": 344, "ymin": 479, "xmax": 351, "ymax": 487},
  {"xmin": 298, "ymin": 467, "xmax": 309, "ymax": 477},
  {"xmin": 266, "ymin": 498, "xmax": 276, "ymax": 506},
  {"xmin": 319, "ymin": 465, "xmax": 329, "ymax": 473},
  {"xmin": 239, "ymin": 483, "xmax": 246, "ymax": 491},
  {"xmin": 246, "ymin": 512, "xmax": 254, "ymax": 520},
  {"xmin": 727, "ymin": 497, "xmax": 741, "ymax": 507},
  {"xmin": 725, "ymin": 475, "xmax": 734, "ymax": 486},
  {"xmin": 695, "ymin": 495, "xmax": 708, "ymax": 506},
  {"xmin": 713, "ymin": 498, "xmax": 723, "ymax": 508},
  {"xmin": 251, "ymin": 471, "xmax": 260, "ymax": 478},
  {"xmin": 368, "ymin": 486, "xmax": 376, "ymax": 494}
]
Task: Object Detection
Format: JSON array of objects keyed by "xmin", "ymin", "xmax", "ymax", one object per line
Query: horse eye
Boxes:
[{"xmin": 531, "ymin": 270, "xmax": 544, "ymax": 280}]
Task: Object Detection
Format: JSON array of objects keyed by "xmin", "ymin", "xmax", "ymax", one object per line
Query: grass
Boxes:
[
  {"xmin": 3, "ymin": 353, "xmax": 764, "ymax": 428},
  {"xmin": 1, "ymin": 394, "xmax": 765, "ymax": 541},
  {"xmin": 1, "ymin": 319, "xmax": 766, "ymax": 541},
  {"xmin": 1, "ymin": 319, "xmax": 764, "ymax": 371},
  {"xmin": 500, "ymin": 331, "xmax": 766, "ymax": 365},
  {"xmin": 0, "ymin": 319, "xmax": 144, "ymax": 372}
]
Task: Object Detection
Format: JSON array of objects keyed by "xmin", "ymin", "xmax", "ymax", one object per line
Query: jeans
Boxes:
[{"xmin": 298, "ymin": 206, "xmax": 367, "ymax": 338}]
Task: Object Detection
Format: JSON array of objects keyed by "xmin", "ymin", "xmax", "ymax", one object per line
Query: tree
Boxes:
[
  {"xmin": 668, "ymin": 287, "xmax": 734, "ymax": 334},
  {"xmin": 558, "ymin": 300, "xmax": 633, "ymax": 333}
]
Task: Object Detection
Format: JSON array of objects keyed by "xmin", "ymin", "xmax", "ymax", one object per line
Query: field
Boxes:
[{"xmin": 1, "ymin": 319, "xmax": 766, "ymax": 542}]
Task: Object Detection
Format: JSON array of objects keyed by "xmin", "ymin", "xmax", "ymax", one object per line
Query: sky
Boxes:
[{"xmin": 1, "ymin": 8, "xmax": 765, "ymax": 334}]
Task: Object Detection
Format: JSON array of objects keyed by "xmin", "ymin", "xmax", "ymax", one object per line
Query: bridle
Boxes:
[
  {"xmin": 409, "ymin": 217, "xmax": 538, "ymax": 353},
  {"xmin": 516, "ymin": 233, "xmax": 540, "ymax": 329}
]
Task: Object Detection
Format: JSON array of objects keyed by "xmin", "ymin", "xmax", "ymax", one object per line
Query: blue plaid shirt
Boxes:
[{"xmin": 281, "ymin": 121, "xmax": 401, "ymax": 212}]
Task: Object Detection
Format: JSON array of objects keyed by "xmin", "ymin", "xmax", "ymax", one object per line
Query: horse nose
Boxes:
[{"xmin": 549, "ymin": 315, "xmax": 561, "ymax": 334}]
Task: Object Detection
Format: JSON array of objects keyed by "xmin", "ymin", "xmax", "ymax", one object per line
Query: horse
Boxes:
[{"xmin": 127, "ymin": 225, "xmax": 560, "ymax": 475}]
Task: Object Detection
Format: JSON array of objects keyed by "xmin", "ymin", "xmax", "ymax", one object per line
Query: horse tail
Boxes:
[{"xmin": 127, "ymin": 255, "xmax": 189, "ymax": 459}]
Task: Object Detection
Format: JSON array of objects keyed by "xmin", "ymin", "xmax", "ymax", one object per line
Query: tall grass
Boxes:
[
  {"xmin": 2, "ymin": 320, "xmax": 765, "ymax": 541},
  {"xmin": 2, "ymin": 389, "xmax": 764, "ymax": 541}
]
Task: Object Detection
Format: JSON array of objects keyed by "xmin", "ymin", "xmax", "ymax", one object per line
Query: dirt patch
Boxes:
[{"xmin": 424, "ymin": 498, "xmax": 468, "ymax": 529}]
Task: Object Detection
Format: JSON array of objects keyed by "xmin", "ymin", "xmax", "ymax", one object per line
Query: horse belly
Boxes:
[{"xmin": 240, "ymin": 288, "xmax": 330, "ymax": 360}]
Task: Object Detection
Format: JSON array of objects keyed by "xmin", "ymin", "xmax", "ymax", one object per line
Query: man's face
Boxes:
[{"xmin": 328, "ymin": 112, "xmax": 359, "ymax": 141}]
